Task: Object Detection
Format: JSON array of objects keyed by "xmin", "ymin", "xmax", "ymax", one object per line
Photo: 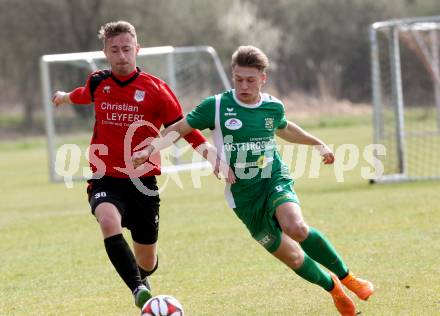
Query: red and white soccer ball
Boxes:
[{"xmin": 141, "ymin": 295, "xmax": 184, "ymax": 316}]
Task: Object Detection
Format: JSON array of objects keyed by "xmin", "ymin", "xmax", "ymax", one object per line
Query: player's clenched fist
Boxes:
[
  {"xmin": 314, "ymin": 144, "xmax": 335, "ymax": 165},
  {"xmin": 132, "ymin": 147, "xmax": 154, "ymax": 169},
  {"xmin": 322, "ymin": 152, "xmax": 335, "ymax": 165},
  {"xmin": 52, "ymin": 91, "xmax": 71, "ymax": 106}
]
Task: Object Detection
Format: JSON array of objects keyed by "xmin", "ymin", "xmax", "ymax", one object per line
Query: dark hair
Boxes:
[
  {"xmin": 97, "ymin": 21, "xmax": 137, "ymax": 44},
  {"xmin": 231, "ymin": 46, "xmax": 269, "ymax": 72}
]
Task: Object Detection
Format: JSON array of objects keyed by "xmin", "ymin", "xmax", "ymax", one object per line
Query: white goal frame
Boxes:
[
  {"xmin": 370, "ymin": 16, "xmax": 440, "ymax": 183},
  {"xmin": 40, "ymin": 46, "xmax": 231, "ymax": 182}
]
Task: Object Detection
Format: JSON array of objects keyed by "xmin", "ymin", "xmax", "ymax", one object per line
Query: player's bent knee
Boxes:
[
  {"xmin": 290, "ymin": 251, "xmax": 304, "ymax": 269},
  {"xmin": 278, "ymin": 250, "xmax": 303, "ymax": 269},
  {"xmin": 95, "ymin": 204, "xmax": 121, "ymax": 230},
  {"xmin": 97, "ymin": 215, "xmax": 120, "ymax": 233},
  {"xmin": 296, "ymin": 222, "xmax": 309, "ymax": 241},
  {"xmin": 138, "ymin": 255, "xmax": 158, "ymax": 273},
  {"xmin": 283, "ymin": 222, "xmax": 309, "ymax": 242}
]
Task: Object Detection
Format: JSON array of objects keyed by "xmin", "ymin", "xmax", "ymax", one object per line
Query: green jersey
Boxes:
[{"xmin": 187, "ymin": 90, "xmax": 292, "ymax": 209}]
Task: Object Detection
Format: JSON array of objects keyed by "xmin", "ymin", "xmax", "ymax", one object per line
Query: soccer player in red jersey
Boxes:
[{"xmin": 52, "ymin": 21, "xmax": 209, "ymax": 309}]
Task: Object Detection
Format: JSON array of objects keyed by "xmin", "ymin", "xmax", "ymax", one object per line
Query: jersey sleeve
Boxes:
[
  {"xmin": 68, "ymin": 70, "xmax": 111, "ymax": 105},
  {"xmin": 69, "ymin": 86, "xmax": 92, "ymax": 104},
  {"xmin": 156, "ymin": 81, "xmax": 207, "ymax": 148},
  {"xmin": 277, "ymin": 102, "xmax": 288, "ymax": 129},
  {"xmin": 183, "ymin": 129, "xmax": 207, "ymax": 148},
  {"xmin": 158, "ymin": 82, "xmax": 185, "ymax": 127},
  {"xmin": 68, "ymin": 72, "xmax": 95, "ymax": 104},
  {"xmin": 186, "ymin": 96, "xmax": 216, "ymax": 130}
]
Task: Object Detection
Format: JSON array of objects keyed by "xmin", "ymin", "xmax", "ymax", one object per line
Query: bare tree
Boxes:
[
  {"xmin": 63, "ymin": 0, "xmax": 106, "ymax": 51},
  {"xmin": 0, "ymin": 0, "xmax": 109, "ymax": 128},
  {"xmin": 1, "ymin": 0, "xmax": 437, "ymax": 134},
  {"xmin": 0, "ymin": 0, "xmax": 62, "ymax": 127}
]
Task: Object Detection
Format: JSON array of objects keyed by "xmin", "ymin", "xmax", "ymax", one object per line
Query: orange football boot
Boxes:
[
  {"xmin": 329, "ymin": 273, "xmax": 357, "ymax": 316},
  {"xmin": 341, "ymin": 272, "xmax": 374, "ymax": 301}
]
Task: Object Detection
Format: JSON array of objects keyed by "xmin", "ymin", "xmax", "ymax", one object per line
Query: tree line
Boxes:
[{"xmin": 0, "ymin": 0, "xmax": 438, "ymax": 130}]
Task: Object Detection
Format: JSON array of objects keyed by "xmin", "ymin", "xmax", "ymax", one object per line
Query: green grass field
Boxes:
[{"xmin": 1, "ymin": 119, "xmax": 440, "ymax": 315}]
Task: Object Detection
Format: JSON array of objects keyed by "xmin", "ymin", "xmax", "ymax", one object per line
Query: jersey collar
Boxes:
[
  {"xmin": 232, "ymin": 89, "xmax": 263, "ymax": 108},
  {"xmin": 110, "ymin": 67, "xmax": 141, "ymax": 87}
]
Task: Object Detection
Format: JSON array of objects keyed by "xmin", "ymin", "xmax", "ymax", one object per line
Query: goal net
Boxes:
[
  {"xmin": 40, "ymin": 46, "xmax": 231, "ymax": 182},
  {"xmin": 370, "ymin": 16, "xmax": 440, "ymax": 183}
]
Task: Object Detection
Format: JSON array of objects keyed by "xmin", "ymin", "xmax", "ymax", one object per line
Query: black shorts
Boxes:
[{"xmin": 87, "ymin": 176, "xmax": 160, "ymax": 244}]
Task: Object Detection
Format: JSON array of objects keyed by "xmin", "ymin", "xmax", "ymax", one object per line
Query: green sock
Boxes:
[
  {"xmin": 300, "ymin": 227, "xmax": 348, "ymax": 278},
  {"xmin": 293, "ymin": 253, "xmax": 333, "ymax": 291}
]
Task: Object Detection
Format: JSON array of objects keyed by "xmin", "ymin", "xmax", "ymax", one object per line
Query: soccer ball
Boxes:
[{"xmin": 141, "ymin": 295, "xmax": 184, "ymax": 316}]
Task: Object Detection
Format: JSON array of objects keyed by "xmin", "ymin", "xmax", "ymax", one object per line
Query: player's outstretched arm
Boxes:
[
  {"xmin": 53, "ymin": 87, "xmax": 92, "ymax": 107},
  {"xmin": 132, "ymin": 119, "xmax": 190, "ymax": 168},
  {"xmin": 276, "ymin": 121, "xmax": 335, "ymax": 164},
  {"xmin": 52, "ymin": 91, "xmax": 72, "ymax": 107},
  {"xmin": 132, "ymin": 118, "xmax": 236, "ymax": 183}
]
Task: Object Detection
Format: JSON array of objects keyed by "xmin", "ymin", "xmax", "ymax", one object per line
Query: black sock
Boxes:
[
  {"xmin": 138, "ymin": 266, "xmax": 148, "ymax": 281},
  {"xmin": 104, "ymin": 234, "xmax": 141, "ymax": 292},
  {"xmin": 138, "ymin": 256, "xmax": 158, "ymax": 291},
  {"xmin": 138, "ymin": 256, "xmax": 159, "ymax": 280}
]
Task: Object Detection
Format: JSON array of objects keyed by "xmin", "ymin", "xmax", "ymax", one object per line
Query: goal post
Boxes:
[
  {"xmin": 40, "ymin": 46, "xmax": 231, "ymax": 182},
  {"xmin": 370, "ymin": 16, "xmax": 440, "ymax": 183}
]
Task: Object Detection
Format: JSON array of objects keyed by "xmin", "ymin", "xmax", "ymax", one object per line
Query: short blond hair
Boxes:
[
  {"xmin": 97, "ymin": 21, "xmax": 137, "ymax": 45},
  {"xmin": 231, "ymin": 46, "xmax": 269, "ymax": 72}
]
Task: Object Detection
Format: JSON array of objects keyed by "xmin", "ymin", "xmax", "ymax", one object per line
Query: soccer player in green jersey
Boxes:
[{"xmin": 132, "ymin": 46, "xmax": 374, "ymax": 316}]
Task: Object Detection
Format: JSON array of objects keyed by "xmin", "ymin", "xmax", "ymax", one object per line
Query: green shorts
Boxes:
[{"xmin": 232, "ymin": 177, "xmax": 300, "ymax": 253}]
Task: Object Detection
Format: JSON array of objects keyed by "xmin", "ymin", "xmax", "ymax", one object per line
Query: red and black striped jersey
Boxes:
[{"xmin": 69, "ymin": 67, "xmax": 206, "ymax": 178}]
